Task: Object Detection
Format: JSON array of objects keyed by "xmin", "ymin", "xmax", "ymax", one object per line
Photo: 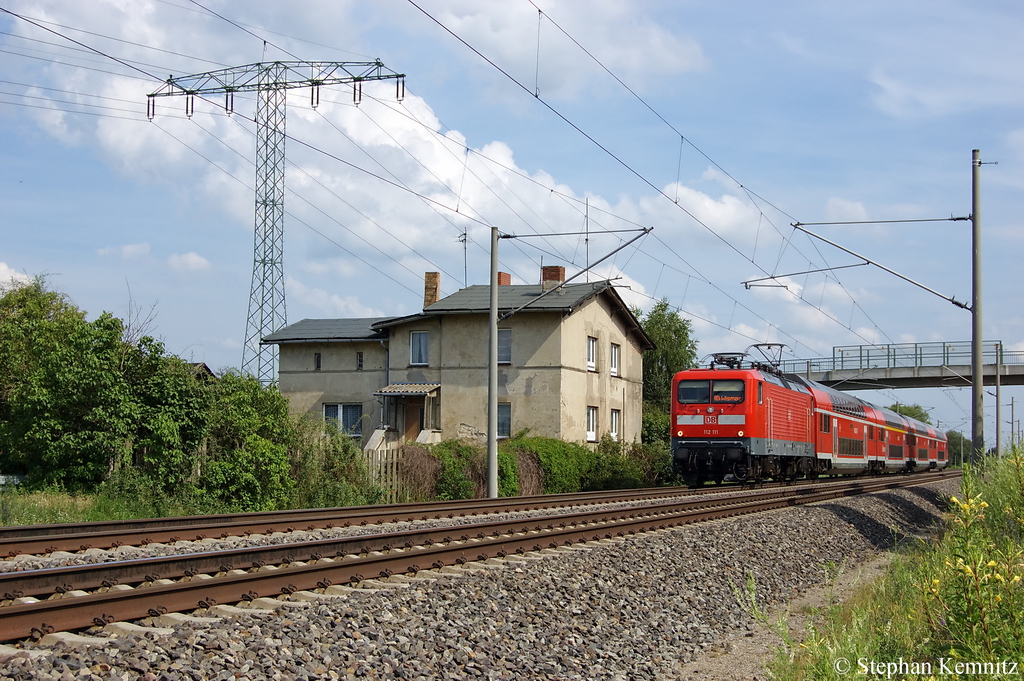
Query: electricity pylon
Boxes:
[{"xmin": 148, "ymin": 61, "xmax": 405, "ymax": 383}]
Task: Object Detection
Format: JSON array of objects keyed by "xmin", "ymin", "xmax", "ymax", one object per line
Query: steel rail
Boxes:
[
  {"xmin": 0, "ymin": 474, "xmax": 909, "ymax": 556},
  {"xmin": 0, "ymin": 486, "xmax": 706, "ymax": 555},
  {"xmin": 0, "ymin": 480, "xmax": 847, "ymax": 600},
  {"xmin": 0, "ymin": 472, "xmax": 957, "ymax": 642}
]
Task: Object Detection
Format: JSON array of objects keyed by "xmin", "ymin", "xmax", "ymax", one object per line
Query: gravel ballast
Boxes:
[{"xmin": 1, "ymin": 478, "xmax": 958, "ymax": 680}]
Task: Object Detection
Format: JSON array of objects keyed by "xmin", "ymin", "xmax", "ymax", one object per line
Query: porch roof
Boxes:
[{"xmin": 373, "ymin": 383, "xmax": 441, "ymax": 397}]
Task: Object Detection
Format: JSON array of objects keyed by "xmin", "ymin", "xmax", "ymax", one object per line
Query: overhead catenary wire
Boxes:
[
  {"xmin": 520, "ymin": 0, "xmax": 904, "ymax": 348},
  {"xmin": 1, "ymin": 2, "xmax": 915, "ymax": 362},
  {"xmin": 405, "ymin": 1, "xmax": 900, "ymax": 352}
]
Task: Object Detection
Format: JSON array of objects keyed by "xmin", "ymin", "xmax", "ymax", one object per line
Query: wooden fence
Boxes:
[{"xmin": 364, "ymin": 446, "xmax": 402, "ymax": 503}]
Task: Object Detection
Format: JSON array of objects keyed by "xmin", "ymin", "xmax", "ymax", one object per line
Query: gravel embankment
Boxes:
[{"xmin": 1, "ymin": 478, "xmax": 958, "ymax": 680}]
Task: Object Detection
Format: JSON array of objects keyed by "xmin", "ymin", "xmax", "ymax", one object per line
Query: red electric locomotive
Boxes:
[{"xmin": 670, "ymin": 347, "xmax": 947, "ymax": 486}]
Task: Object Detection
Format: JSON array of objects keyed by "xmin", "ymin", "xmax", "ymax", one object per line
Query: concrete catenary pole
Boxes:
[
  {"xmin": 487, "ymin": 226, "xmax": 499, "ymax": 498},
  {"xmin": 971, "ymin": 149, "xmax": 984, "ymax": 463},
  {"xmin": 996, "ymin": 342, "xmax": 1002, "ymax": 457}
]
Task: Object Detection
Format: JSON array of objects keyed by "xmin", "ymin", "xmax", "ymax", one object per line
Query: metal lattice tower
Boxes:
[{"xmin": 148, "ymin": 61, "xmax": 405, "ymax": 383}]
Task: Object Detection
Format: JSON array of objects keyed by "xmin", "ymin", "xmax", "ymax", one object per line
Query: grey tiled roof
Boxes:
[
  {"xmin": 262, "ymin": 317, "xmax": 394, "ymax": 344},
  {"xmin": 422, "ymin": 281, "xmax": 609, "ymax": 314}
]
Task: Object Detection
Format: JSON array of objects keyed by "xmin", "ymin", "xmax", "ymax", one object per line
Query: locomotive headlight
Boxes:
[
  {"xmin": 738, "ymin": 430, "xmax": 744, "ymax": 436},
  {"xmin": 677, "ymin": 430, "xmax": 683, "ymax": 437}
]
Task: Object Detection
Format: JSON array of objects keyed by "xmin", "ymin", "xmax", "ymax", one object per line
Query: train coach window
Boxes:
[
  {"xmin": 757, "ymin": 382, "xmax": 763, "ymax": 405},
  {"xmin": 677, "ymin": 380, "xmax": 711, "ymax": 404},
  {"xmin": 712, "ymin": 379, "xmax": 745, "ymax": 403}
]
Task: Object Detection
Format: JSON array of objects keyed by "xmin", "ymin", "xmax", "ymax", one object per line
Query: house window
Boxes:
[
  {"xmin": 314, "ymin": 352, "xmax": 322, "ymax": 371},
  {"xmin": 356, "ymin": 351, "xmax": 364, "ymax": 370},
  {"xmin": 324, "ymin": 403, "xmax": 363, "ymax": 436},
  {"xmin": 610, "ymin": 409, "xmax": 621, "ymax": 441},
  {"xmin": 410, "ymin": 331, "xmax": 429, "ymax": 366},
  {"xmin": 587, "ymin": 336, "xmax": 598, "ymax": 372},
  {"xmin": 610, "ymin": 343, "xmax": 620, "ymax": 377},
  {"xmin": 497, "ymin": 403, "xmax": 511, "ymax": 439},
  {"xmin": 498, "ymin": 328, "xmax": 512, "ymax": 365},
  {"xmin": 586, "ymin": 406, "xmax": 598, "ymax": 442}
]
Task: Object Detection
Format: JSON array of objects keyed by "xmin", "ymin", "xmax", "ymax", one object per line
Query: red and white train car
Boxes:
[{"xmin": 670, "ymin": 355, "xmax": 947, "ymax": 485}]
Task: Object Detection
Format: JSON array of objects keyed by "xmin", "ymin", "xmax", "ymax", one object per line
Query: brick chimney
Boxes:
[
  {"xmin": 498, "ymin": 272, "xmax": 511, "ymax": 286},
  {"xmin": 423, "ymin": 272, "xmax": 440, "ymax": 308},
  {"xmin": 541, "ymin": 265, "xmax": 565, "ymax": 291}
]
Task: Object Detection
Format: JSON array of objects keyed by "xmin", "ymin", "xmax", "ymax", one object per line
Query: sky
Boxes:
[{"xmin": 1, "ymin": 0, "xmax": 1023, "ymax": 446}]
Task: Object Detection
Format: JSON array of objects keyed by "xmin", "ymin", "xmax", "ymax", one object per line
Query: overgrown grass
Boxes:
[
  {"xmin": 757, "ymin": 454, "xmax": 1024, "ymax": 680},
  {"xmin": 0, "ymin": 487, "xmax": 95, "ymax": 525},
  {"xmin": 1, "ymin": 432, "xmax": 673, "ymax": 525}
]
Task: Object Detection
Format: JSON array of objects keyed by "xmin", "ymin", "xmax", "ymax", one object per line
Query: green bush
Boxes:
[
  {"xmin": 640, "ymin": 402, "xmax": 671, "ymax": 446},
  {"xmin": 290, "ymin": 418, "xmax": 384, "ymax": 509},
  {"xmin": 431, "ymin": 440, "xmax": 481, "ymax": 500},
  {"xmin": 764, "ymin": 453, "xmax": 1024, "ymax": 680}
]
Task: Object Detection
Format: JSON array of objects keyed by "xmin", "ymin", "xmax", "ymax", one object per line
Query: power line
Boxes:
[
  {"xmin": 0, "ymin": 6, "xmax": 163, "ymax": 82},
  {"xmin": 185, "ymin": 0, "xmax": 302, "ymax": 61}
]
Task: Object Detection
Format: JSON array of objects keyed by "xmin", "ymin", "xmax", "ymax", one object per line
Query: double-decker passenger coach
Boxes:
[{"xmin": 670, "ymin": 347, "xmax": 946, "ymax": 486}]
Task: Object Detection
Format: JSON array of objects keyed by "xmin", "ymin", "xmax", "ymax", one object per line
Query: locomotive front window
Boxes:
[
  {"xmin": 677, "ymin": 380, "xmax": 711, "ymax": 404},
  {"xmin": 712, "ymin": 379, "xmax": 745, "ymax": 403}
]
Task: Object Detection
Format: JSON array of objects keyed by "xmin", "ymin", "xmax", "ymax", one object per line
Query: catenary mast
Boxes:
[{"xmin": 148, "ymin": 61, "xmax": 405, "ymax": 383}]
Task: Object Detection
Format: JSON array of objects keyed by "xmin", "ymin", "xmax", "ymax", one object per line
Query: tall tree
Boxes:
[
  {"xmin": 0, "ymin": 279, "xmax": 208, "ymax": 490},
  {"xmin": 945, "ymin": 429, "xmax": 969, "ymax": 466},
  {"xmin": 639, "ymin": 300, "xmax": 698, "ymax": 445},
  {"xmin": 640, "ymin": 299, "xmax": 699, "ymax": 412},
  {"xmin": 888, "ymin": 403, "xmax": 932, "ymax": 425}
]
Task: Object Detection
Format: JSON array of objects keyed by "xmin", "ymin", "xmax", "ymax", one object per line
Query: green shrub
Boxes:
[
  {"xmin": 290, "ymin": 418, "xmax": 384, "ymax": 509},
  {"xmin": 431, "ymin": 440, "xmax": 480, "ymax": 500},
  {"xmin": 640, "ymin": 402, "xmax": 671, "ymax": 446},
  {"xmin": 765, "ymin": 453, "xmax": 1024, "ymax": 680}
]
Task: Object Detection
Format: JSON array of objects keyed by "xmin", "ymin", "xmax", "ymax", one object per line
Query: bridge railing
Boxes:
[{"xmin": 780, "ymin": 340, "xmax": 1023, "ymax": 374}]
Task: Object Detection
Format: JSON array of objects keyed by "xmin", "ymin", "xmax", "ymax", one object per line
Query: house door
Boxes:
[{"xmin": 404, "ymin": 398, "xmax": 425, "ymax": 442}]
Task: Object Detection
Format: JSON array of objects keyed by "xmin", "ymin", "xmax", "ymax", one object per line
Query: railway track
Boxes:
[
  {"xmin": 0, "ymin": 471, "xmax": 958, "ymax": 643},
  {"xmin": 0, "ymin": 474, "xmax": 916, "ymax": 558}
]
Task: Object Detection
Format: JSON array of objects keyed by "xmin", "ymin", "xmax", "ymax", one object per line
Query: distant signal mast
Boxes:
[{"xmin": 148, "ymin": 61, "xmax": 405, "ymax": 383}]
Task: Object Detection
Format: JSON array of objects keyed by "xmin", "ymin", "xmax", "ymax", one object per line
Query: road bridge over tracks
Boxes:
[{"xmin": 779, "ymin": 340, "xmax": 1024, "ymax": 390}]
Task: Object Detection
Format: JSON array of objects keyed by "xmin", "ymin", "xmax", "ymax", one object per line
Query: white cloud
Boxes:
[
  {"xmin": 0, "ymin": 262, "xmax": 31, "ymax": 286},
  {"xmin": 167, "ymin": 252, "xmax": 210, "ymax": 271},
  {"xmin": 287, "ymin": 277, "xmax": 385, "ymax": 318},
  {"xmin": 824, "ymin": 198, "xmax": 868, "ymax": 224},
  {"xmin": 97, "ymin": 242, "xmax": 151, "ymax": 259},
  {"xmin": 433, "ymin": 0, "xmax": 708, "ymax": 100}
]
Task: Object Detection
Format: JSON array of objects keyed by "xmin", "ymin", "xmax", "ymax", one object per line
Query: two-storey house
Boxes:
[{"xmin": 263, "ymin": 266, "xmax": 653, "ymax": 452}]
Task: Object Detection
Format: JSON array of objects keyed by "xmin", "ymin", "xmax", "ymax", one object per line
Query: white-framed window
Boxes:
[
  {"xmin": 586, "ymin": 406, "xmax": 598, "ymax": 442},
  {"xmin": 324, "ymin": 403, "xmax": 364, "ymax": 437},
  {"xmin": 410, "ymin": 331, "xmax": 429, "ymax": 366},
  {"xmin": 497, "ymin": 403, "xmax": 512, "ymax": 439},
  {"xmin": 314, "ymin": 352, "xmax": 322, "ymax": 371},
  {"xmin": 356, "ymin": 351, "xmax": 364, "ymax": 370},
  {"xmin": 587, "ymin": 336, "xmax": 598, "ymax": 372},
  {"xmin": 610, "ymin": 409, "xmax": 621, "ymax": 441},
  {"xmin": 498, "ymin": 328, "xmax": 512, "ymax": 365},
  {"xmin": 609, "ymin": 343, "xmax": 620, "ymax": 377}
]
